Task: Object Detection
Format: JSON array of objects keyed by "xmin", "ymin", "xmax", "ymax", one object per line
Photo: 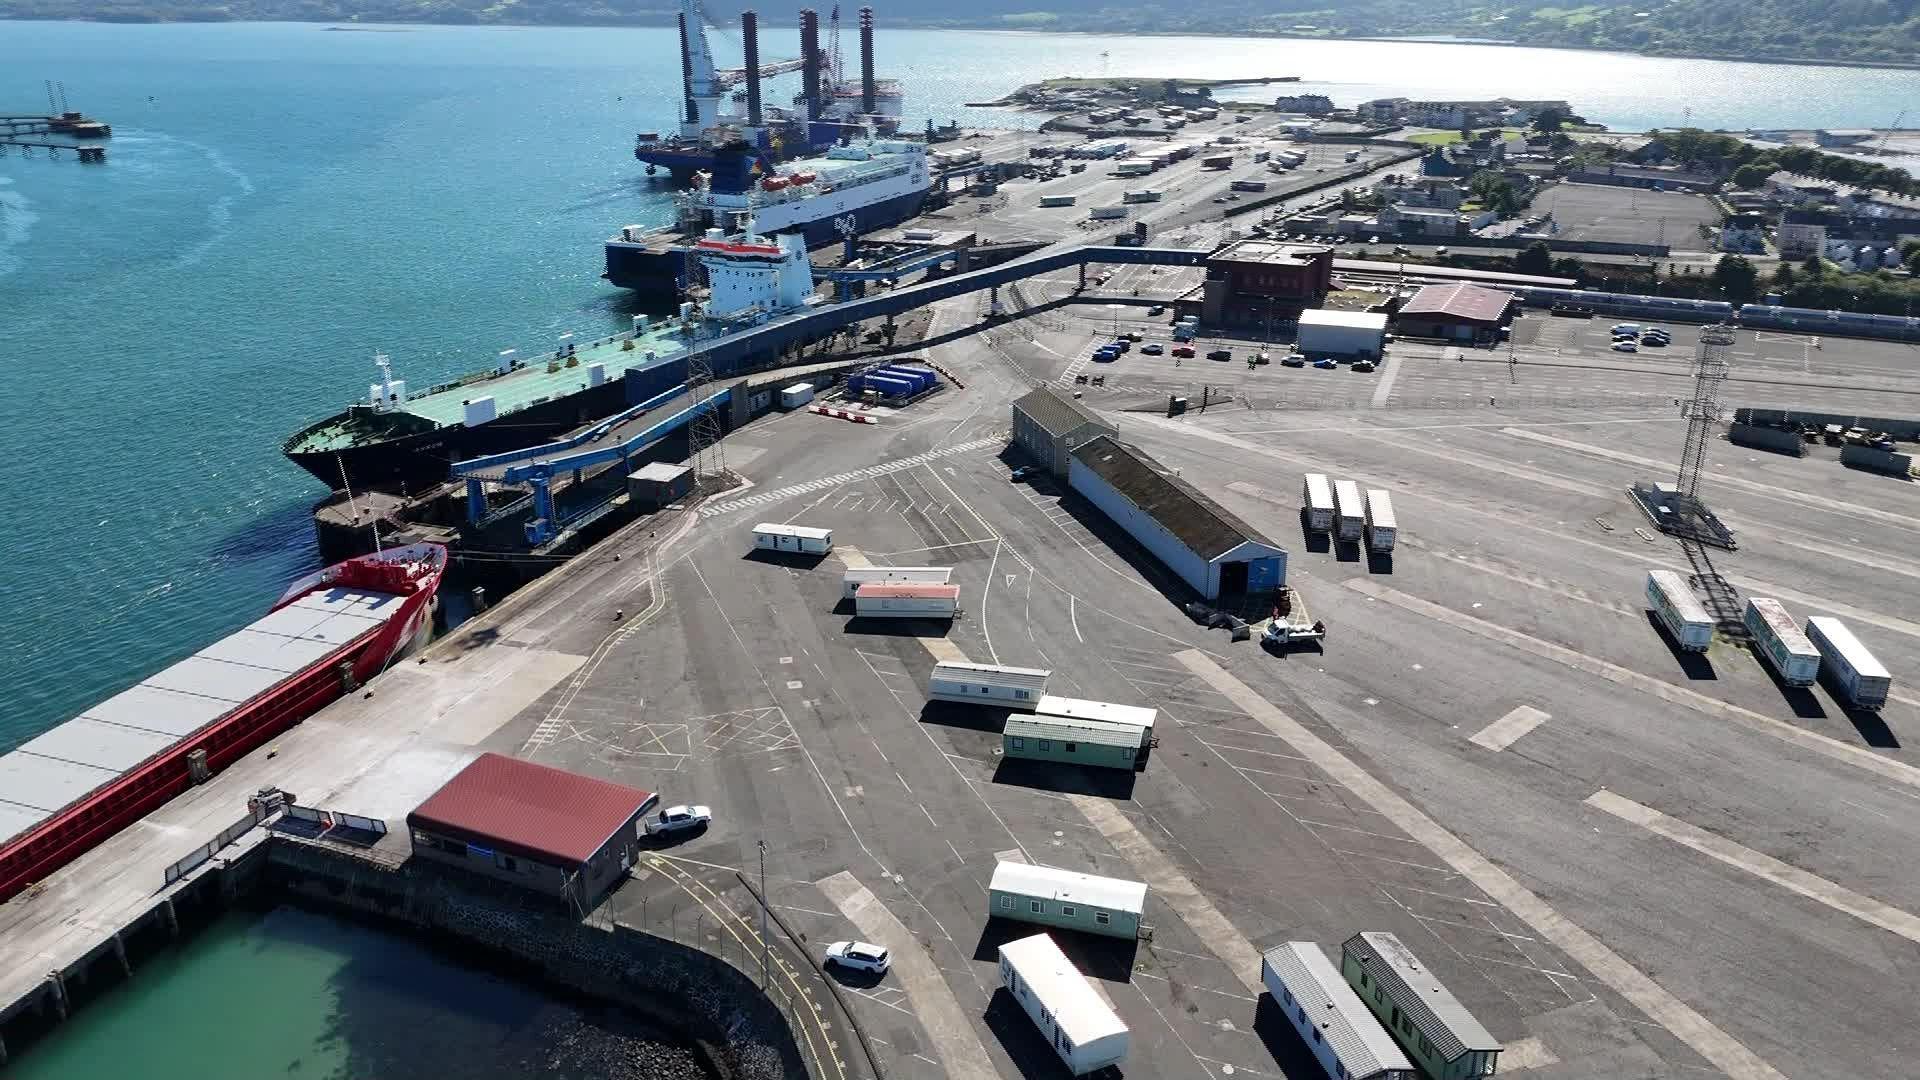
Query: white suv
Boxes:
[
  {"xmin": 645, "ymin": 804, "xmax": 712, "ymax": 837},
  {"xmin": 825, "ymin": 941, "xmax": 892, "ymax": 975}
]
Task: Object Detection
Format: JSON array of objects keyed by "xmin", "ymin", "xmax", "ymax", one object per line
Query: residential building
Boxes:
[
  {"xmin": 1341, "ymin": 932, "xmax": 1502, "ymax": 1080},
  {"xmin": 1011, "ymin": 387, "xmax": 1117, "ymax": 481},
  {"xmin": 1378, "ymin": 178, "xmax": 1464, "ymax": 209},
  {"xmin": 1273, "ymin": 93, "xmax": 1335, "ymax": 115},
  {"xmin": 1418, "ymin": 148, "xmax": 1469, "ymax": 178},
  {"xmin": 1567, "ymin": 162, "xmax": 1717, "ymax": 192},
  {"xmin": 1776, "ymin": 221, "xmax": 1829, "ymax": 259},
  {"xmin": 1378, "ymin": 204, "xmax": 1464, "ymax": 239},
  {"xmin": 1393, "ymin": 282, "xmax": 1515, "ymax": 342},
  {"xmin": 407, "ymin": 753, "xmax": 659, "ymax": 907},
  {"xmin": 1068, "ymin": 435, "xmax": 1288, "ymax": 600},
  {"xmin": 1766, "ymin": 171, "xmax": 1843, "ymax": 205},
  {"xmin": 1719, "ymin": 213, "xmax": 1767, "ymax": 254}
]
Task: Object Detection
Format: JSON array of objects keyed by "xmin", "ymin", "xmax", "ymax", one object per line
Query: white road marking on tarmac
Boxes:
[
  {"xmin": 1586, "ymin": 790, "xmax": 1920, "ymax": 945},
  {"xmin": 816, "ymin": 871, "xmax": 1002, "ymax": 1080},
  {"xmin": 1470, "ymin": 706, "xmax": 1552, "ymax": 752},
  {"xmin": 1173, "ymin": 649, "xmax": 1787, "ymax": 1080},
  {"xmin": 1345, "ymin": 578, "xmax": 1920, "ymax": 791}
]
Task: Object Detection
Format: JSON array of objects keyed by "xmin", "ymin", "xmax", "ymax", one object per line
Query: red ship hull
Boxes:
[{"xmin": 0, "ymin": 543, "xmax": 447, "ymax": 903}]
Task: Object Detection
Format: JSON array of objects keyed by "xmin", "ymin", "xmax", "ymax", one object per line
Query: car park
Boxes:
[
  {"xmin": 645, "ymin": 804, "xmax": 712, "ymax": 837},
  {"xmin": 1141, "ymin": 342, "xmax": 1164, "ymax": 355},
  {"xmin": 824, "ymin": 941, "xmax": 892, "ymax": 975}
]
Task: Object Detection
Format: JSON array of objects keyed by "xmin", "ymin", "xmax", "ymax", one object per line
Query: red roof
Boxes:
[
  {"xmin": 407, "ymin": 753, "xmax": 657, "ymax": 867},
  {"xmin": 1399, "ymin": 282, "xmax": 1514, "ymax": 325},
  {"xmin": 855, "ymin": 583, "xmax": 962, "ymax": 599}
]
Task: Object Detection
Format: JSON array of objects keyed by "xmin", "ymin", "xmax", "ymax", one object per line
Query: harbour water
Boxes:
[
  {"xmin": 3, "ymin": 19, "xmax": 1918, "ymax": 759},
  {"xmin": 6, "ymin": 903, "xmax": 709, "ymax": 1080}
]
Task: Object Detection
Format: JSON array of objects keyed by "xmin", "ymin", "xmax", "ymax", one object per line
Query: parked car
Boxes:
[
  {"xmin": 646, "ymin": 804, "xmax": 712, "ymax": 837},
  {"xmin": 1352, "ymin": 360, "xmax": 1377, "ymax": 372},
  {"xmin": 1148, "ymin": 304, "xmax": 1166, "ymax": 316},
  {"xmin": 1253, "ymin": 351, "xmax": 1271, "ymax": 365},
  {"xmin": 1171, "ymin": 345, "xmax": 1195, "ymax": 358},
  {"xmin": 1141, "ymin": 342, "xmax": 1164, "ymax": 355},
  {"xmin": 1280, "ymin": 354, "xmax": 1306, "ymax": 368},
  {"xmin": 1009, "ymin": 466, "xmax": 1033, "ymax": 482},
  {"xmin": 1639, "ymin": 333, "xmax": 1667, "ymax": 346},
  {"xmin": 1313, "ymin": 358, "xmax": 1338, "ymax": 369},
  {"xmin": 824, "ymin": 941, "xmax": 892, "ymax": 975},
  {"xmin": 1207, "ymin": 349, "xmax": 1232, "ymax": 361},
  {"xmin": 1612, "ymin": 340, "xmax": 1638, "ymax": 353}
]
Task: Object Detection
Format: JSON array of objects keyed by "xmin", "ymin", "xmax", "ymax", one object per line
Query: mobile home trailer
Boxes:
[
  {"xmin": 927, "ymin": 661, "xmax": 1051, "ymax": 707},
  {"xmin": 1645, "ymin": 570, "xmax": 1711, "ymax": 651},
  {"xmin": 1333, "ymin": 479, "xmax": 1365, "ymax": 543},
  {"xmin": 1262, "ymin": 942, "xmax": 1415, "ymax": 1080},
  {"xmin": 1743, "ymin": 598, "xmax": 1820, "ymax": 685},
  {"xmin": 1034, "ymin": 695, "xmax": 1157, "ymax": 735},
  {"xmin": 853, "ymin": 583, "xmax": 960, "ymax": 619},
  {"xmin": 1003, "ymin": 715, "xmax": 1148, "ymax": 771},
  {"xmin": 1805, "ymin": 616, "xmax": 1892, "ymax": 709},
  {"xmin": 752, "ymin": 523, "xmax": 833, "ymax": 555},
  {"xmin": 989, "ymin": 860, "xmax": 1147, "ymax": 940},
  {"xmin": 998, "ymin": 934, "xmax": 1130, "ymax": 1076},
  {"xmin": 841, "ymin": 566, "xmax": 953, "ymax": 599}
]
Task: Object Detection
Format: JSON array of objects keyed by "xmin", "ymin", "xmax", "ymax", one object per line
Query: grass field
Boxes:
[{"xmin": 1407, "ymin": 128, "xmax": 1526, "ymax": 146}]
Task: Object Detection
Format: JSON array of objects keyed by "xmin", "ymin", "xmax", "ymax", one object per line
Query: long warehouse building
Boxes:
[{"xmin": 1067, "ymin": 435, "xmax": 1287, "ymax": 599}]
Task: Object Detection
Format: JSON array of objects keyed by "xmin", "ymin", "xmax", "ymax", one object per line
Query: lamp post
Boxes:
[{"xmin": 758, "ymin": 839, "xmax": 770, "ymax": 989}]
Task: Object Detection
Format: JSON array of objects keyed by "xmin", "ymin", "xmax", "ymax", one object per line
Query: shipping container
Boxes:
[
  {"xmin": 1645, "ymin": 570, "xmax": 1712, "ymax": 651},
  {"xmin": 778, "ymin": 383, "xmax": 814, "ymax": 409},
  {"xmin": 1805, "ymin": 616, "xmax": 1892, "ymax": 709},
  {"xmin": 1202, "ymin": 154, "xmax": 1233, "ymax": 169},
  {"xmin": 1122, "ymin": 189, "xmax": 1164, "ymax": 204},
  {"xmin": 928, "ymin": 660, "xmax": 1051, "ymax": 706},
  {"xmin": 876, "ymin": 365, "xmax": 939, "ymax": 391},
  {"xmin": 1230, "ymin": 178, "xmax": 1268, "ymax": 192},
  {"xmin": 1113, "ymin": 158, "xmax": 1155, "ymax": 176},
  {"xmin": 990, "ymin": 861, "xmax": 1147, "ymax": 940},
  {"xmin": 1332, "ymin": 479, "xmax": 1365, "ymax": 542},
  {"xmin": 752, "ymin": 522, "xmax": 833, "ymax": 555},
  {"xmin": 1743, "ymin": 598, "xmax": 1821, "ymax": 685},
  {"xmin": 853, "ymin": 583, "xmax": 960, "ymax": 619},
  {"xmin": 998, "ymin": 933, "xmax": 1131, "ymax": 1076},
  {"xmin": 1040, "ymin": 194, "xmax": 1079, "ymax": 208},
  {"xmin": 1363, "ymin": 489, "xmax": 1397, "ymax": 552},
  {"xmin": 1089, "ymin": 205, "xmax": 1128, "ymax": 220},
  {"xmin": 841, "ymin": 566, "xmax": 952, "ymax": 599},
  {"xmin": 1301, "ymin": 473, "xmax": 1336, "ymax": 533}
]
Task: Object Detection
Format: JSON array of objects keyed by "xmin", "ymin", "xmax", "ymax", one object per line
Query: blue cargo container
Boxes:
[
  {"xmin": 876, "ymin": 365, "xmax": 938, "ymax": 391},
  {"xmin": 863, "ymin": 376, "xmax": 916, "ymax": 398}
]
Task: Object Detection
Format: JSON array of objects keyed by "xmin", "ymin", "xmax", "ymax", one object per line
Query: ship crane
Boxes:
[{"xmin": 714, "ymin": 57, "xmax": 809, "ymax": 88}]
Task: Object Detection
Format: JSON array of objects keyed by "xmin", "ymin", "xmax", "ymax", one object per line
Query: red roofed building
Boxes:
[
  {"xmin": 407, "ymin": 753, "xmax": 659, "ymax": 906},
  {"xmin": 1393, "ymin": 282, "xmax": 1516, "ymax": 343}
]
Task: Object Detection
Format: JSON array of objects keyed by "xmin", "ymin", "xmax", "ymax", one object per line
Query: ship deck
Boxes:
[
  {"xmin": 398, "ymin": 324, "xmax": 695, "ymax": 428},
  {"xmin": 0, "ymin": 587, "xmax": 405, "ymax": 849}
]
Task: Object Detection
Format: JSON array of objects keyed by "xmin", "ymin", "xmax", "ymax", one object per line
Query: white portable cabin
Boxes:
[
  {"xmin": 1332, "ymin": 479, "xmax": 1366, "ymax": 542},
  {"xmin": 841, "ymin": 566, "xmax": 952, "ymax": 599},
  {"xmin": 1804, "ymin": 616, "xmax": 1892, "ymax": 710},
  {"xmin": 752, "ymin": 522, "xmax": 834, "ymax": 555},
  {"xmin": 778, "ymin": 383, "xmax": 815, "ymax": 409},
  {"xmin": 1363, "ymin": 489, "xmax": 1397, "ymax": 553},
  {"xmin": 1743, "ymin": 597, "xmax": 1820, "ymax": 685},
  {"xmin": 928, "ymin": 661, "xmax": 1051, "ymax": 707},
  {"xmin": 998, "ymin": 933, "xmax": 1130, "ymax": 1076},
  {"xmin": 1645, "ymin": 570, "xmax": 1712, "ymax": 651},
  {"xmin": 1262, "ymin": 942, "xmax": 1416, "ymax": 1080},
  {"xmin": 853, "ymin": 583, "xmax": 959, "ymax": 619},
  {"xmin": 1302, "ymin": 473, "xmax": 1336, "ymax": 533},
  {"xmin": 1035, "ymin": 695, "xmax": 1157, "ymax": 735}
]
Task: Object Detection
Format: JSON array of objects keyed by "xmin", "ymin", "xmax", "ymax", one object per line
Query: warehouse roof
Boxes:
[
  {"xmin": 1343, "ymin": 932, "xmax": 1500, "ymax": 1063},
  {"xmin": 1069, "ymin": 436, "xmax": 1280, "ymax": 562},
  {"xmin": 408, "ymin": 753, "xmax": 658, "ymax": 868},
  {"xmin": 1013, "ymin": 386, "xmax": 1114, "ymax": 438},
  {"xmin": 1263, "ymin": 942, "xmax": 1413, "ymax": 1080},
  {"xmin": 991, "ymin": 860, "xmax": 1149, "ymax": 914},
  {"xmin": 1398, "ymin": 282, "xmax": 1514, "ymax": 325}
]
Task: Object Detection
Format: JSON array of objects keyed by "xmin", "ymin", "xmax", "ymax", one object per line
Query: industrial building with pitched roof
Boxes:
[
  {"xmin": 1066, "ymin": 435, "xmax": 1287, "ymax": 600},
  {"xmin": 407, "ymin": 752, "xmax": 659, "ymax": 906},
  {"xmin": 1393, "ymin": 282, "xmax": 1516, "ymax": 342},
  {"xmin": 1011, "ymin": 386, "xmax": 1118, "ymax": 480}
]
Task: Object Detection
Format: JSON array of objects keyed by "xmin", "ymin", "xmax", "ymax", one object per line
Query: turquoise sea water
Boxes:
[
  {"xmin": 4, "ymin": 20, "xmax": 1920, "ymax": 754},
  {"xmin": 6, "ymin": 904, "xmax": 708, "ymax": 1080}
]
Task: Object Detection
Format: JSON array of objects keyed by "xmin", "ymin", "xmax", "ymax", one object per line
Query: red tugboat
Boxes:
[{"xmin": 0, "ymin": 543, "xmax": 447, "ymax": 902}]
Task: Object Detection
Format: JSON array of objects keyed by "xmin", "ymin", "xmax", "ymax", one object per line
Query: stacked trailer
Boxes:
[
  {"xmin": 927, "ymin": 661, "xmax": 1051, "ymax": 707},
  {"xmin": 1645, "ymin": 570, "xmax": 1712, "ymax": 651},
  {"xmin": 998, "ymin": 933, "xmax": 1130, "ymax": 1076},
  {"xmin": 1743, "ymin": 598, "xmax": 1820, "ymax": 686},
  {"xmin": 1804, "ymin": 616, "xmax": 1893, "ymax": 709}
]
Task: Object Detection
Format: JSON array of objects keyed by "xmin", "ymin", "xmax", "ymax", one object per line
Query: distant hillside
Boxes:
[{"xmin": 5, "ymin": 0, "xmax": 1918, "ymax": 68}]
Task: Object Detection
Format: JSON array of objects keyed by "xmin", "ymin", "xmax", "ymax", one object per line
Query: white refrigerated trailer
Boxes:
[
  {"xmin": 1332, "ymin": 479, "xmax": 1365, "ymax": 543},
  {"xmin": 853, "ymin": 583, "xmax": 960, "ymax": 619},
  {"xmin": 998, "ymin": 933, "xmax": 1130, "ymax": 1076},
  {"xmin": 1744, "ymin": 598, "xmax": 1821, "ymax": 685},
  {"xmin": 841, "ymin": 566, "xmax": 952, "ymax": 599},
  {"xmin": 928, "ymin": 661, "xmax": 1052, "ymax": 707},
  {"xmin": 1645, "ymin": 570, "xmax": 1712, "ymax": 651},
  {"xmin": 1302, "ymin": 473, "xmax": 1336, "ymax": 533},
  {"xmin": 753, "ymin": 523, "xmax": 834, "ymax": 555},
  {"xmin": 1363, "ymin": 489, "xmax": 1397, "ymax": 553},
  {"xmin": 1805, "ymin": 616, "xmax": 1892, "ymax": 710}
]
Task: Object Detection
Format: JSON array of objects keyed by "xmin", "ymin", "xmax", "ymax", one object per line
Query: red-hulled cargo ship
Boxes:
[{"xmin": 0, "ymin": 543, "xmax": 447, "ymax": 902}]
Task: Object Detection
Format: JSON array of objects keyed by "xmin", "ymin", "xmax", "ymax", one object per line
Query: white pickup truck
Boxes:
[{"xmin": 1262, "ymin": 588, "xmax": 1325, "ymax": 649}]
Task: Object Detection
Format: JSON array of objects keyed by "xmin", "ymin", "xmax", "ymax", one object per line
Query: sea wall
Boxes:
[{"xmin": 263, "ymin": 839, "xmax": 810, "ymax": 1080}]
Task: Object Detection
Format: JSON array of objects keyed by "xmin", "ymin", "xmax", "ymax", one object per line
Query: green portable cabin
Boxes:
[
  {"xmin": 1341, "ymin": 932, "xmax": 1501, "ymax": 1079},
  {"xmin": 989, "ymin": 860, "xmax": 1146, "ymax": 940},
  {"xmin": 1003, "ymin": 715, "xmax": 1146, "ymax": 771}
]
